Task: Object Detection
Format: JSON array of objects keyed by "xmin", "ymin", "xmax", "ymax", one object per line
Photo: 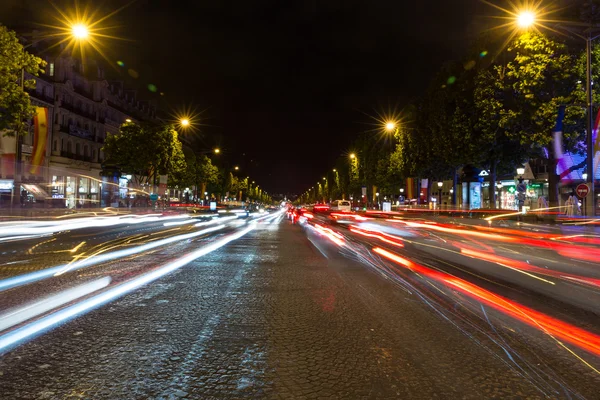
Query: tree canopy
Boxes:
[{"xmin": 0, "ymin": 25, "xmax": 45, "ymax": 135}]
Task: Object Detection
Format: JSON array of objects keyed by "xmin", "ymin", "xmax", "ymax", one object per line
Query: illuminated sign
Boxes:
[{"xmin": 0, "ymin": 180, "xmax": 14, "ymax": 191}]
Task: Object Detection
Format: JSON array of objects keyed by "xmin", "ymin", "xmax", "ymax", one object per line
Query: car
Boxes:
[
  {"xmin": 312, "ymin": 203, "xmax": 330, "ymax": 213},
  {"xmin": 330, "ymin": 199, "xmax": 352, "ymax": 212}
]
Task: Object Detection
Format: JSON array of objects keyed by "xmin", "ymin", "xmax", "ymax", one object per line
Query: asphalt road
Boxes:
[{"xmin": 0, "ymin": 211, "xmax": 599, "ymax": 399}]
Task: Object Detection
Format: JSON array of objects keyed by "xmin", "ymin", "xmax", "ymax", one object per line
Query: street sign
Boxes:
[
  {"xmin": 576, "ymin": 183, "xmax": 590, "ymax": 198},
  {"xmin": 149, "ymin": 193, "xmax": 159, "ymax": 201}
]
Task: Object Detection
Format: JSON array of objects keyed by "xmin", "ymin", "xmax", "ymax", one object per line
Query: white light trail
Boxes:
[
  {"xmin": 0, "ymin": 224, "xmax": 255, "ymax": 353},
  {"xmin": 0, "ymin": 225, "xmax": 226, "ymax": 292},
  {"xmin": 0, "ymin": 277, "xmax": 110, "ymax": 332}
]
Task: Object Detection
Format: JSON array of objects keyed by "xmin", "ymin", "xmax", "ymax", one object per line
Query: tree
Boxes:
[
  {"xmin": 0, "ymin": 25, "xmax": 45, "ymax": 135},
  {"xmin": 476, "ymin": 32, "xmax": 582, "ymax": 207},
  {"xmin": 102, "ymin": 122, "xmax": 187, "ymax": 191},
  {"xmin": 192, "ymin": 154, "xmax": 219, "ymax": 197}
]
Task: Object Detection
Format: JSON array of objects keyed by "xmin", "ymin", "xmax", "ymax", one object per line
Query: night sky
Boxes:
[{"xmin": 2, "ymin": 0, "xmax": 493, "ymax": 195}]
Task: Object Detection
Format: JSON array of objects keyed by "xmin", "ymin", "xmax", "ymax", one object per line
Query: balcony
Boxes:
[
  {"xmin": 27, "ymin": 89, "xmax": 55, "ymax": 105},
  {"xmin": 60, "ymin": 102, "xmax": 97, "ymax": 121},
  {"xmin": 73, "ymin": 84, "xmax": 95, "ymax": 101},
  {"xmin": 60, "ymin": 151, "xmax": 93, "ymax": 162},
  {"xmin": 59, "ymin": 125, "xmax": 95, "ymax": 141}
]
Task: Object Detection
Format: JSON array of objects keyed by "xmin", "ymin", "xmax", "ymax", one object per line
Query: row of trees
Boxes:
[
  {"xmin": 301, "ymin": 30, "xmax": 596, "ymax": 207},
  {"xmin": 102, "ymin": 122, "xmax": 272, "ymax": 204},
  {"xmin": 0, "ymin": 24, "xmax": 271, "ymax": 205}
]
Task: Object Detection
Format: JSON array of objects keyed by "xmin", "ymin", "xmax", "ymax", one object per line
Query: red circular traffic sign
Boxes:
[{"xmin": 576, "ymin": 183, "xmax": 589, "ymax": 198}]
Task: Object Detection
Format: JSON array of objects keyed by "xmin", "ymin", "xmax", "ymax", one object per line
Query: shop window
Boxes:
[{"xmin": 49, "ymin": 62, "xmax": 54, "ymax": 77}]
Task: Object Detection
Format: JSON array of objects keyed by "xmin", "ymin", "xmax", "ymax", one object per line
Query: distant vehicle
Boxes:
[
  {"xmin": 312, "ymin": 204, "xmax": 330, "ymax": 213},
  {"xmin": 330, "ymin": 200, "xmax": 352, "ymax": 212}
]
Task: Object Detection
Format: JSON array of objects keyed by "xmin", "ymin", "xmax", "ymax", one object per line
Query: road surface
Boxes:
[{"xmin": 0, "ymin": 210, "xmax": 599, "ymax": 398}]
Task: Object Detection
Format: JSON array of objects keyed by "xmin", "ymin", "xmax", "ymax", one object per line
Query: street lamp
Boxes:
[
  {"xmin": 214, "ymin": 148, "xmax": 220, "ymax": 154},
  {"xmin": 234, "ymin": 166, "xmax": 239, "ymax": 171},
  {"xmin": 71, "ymin": 24, "xmax": 90, "ymax": 40},
  {"xmin": 437, "ymin": 181, "xmax": 443, "ymax": 209},
  {"xmin": 517, "ymin": 167, "xmax": 525, "ymax": 176},
  {"xmin": 180, "ymin": 118, "xmax": 190, "ymax": 127},
  {"xmin": 507, "ymin": 5, "xmax": 596, "ymax": 214},
  {"xmin": 385, "ymin": 121, "xmax": 396, "ymax": 132},
  {"xmin": 517, "ymin": 11, "xmax": 535, "ymax": 28},
  {"xmin": 349, "ymin": 153, "xmax": 356, "ymax": 159}
]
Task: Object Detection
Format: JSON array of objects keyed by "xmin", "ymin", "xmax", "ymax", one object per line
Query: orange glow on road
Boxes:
[
  {"xmin": 350, "ymin": 227, "xmax": 404, "ymax": 248},
  {"xmin": 373, "ymin": 247, "xmax": 600, "ymax": 357},
  {"xmin": 313, "ymin": 223, "xmax": 344, "ymax": 246}
]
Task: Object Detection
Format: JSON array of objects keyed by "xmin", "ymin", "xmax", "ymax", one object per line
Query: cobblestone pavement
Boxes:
[{"xmin": 0, "ymin": 216, "xmax": 599, "ymax": 399}]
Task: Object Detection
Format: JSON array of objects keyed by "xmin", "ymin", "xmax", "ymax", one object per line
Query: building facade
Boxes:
[{"xmin": 16, "ymin": 51, "xmax": 157, "ymax": 208}]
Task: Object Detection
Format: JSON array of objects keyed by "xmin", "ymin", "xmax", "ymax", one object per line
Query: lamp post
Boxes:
[
  {"xmin": 510, "ymin": 8, "xmax": 596, "ymax": 215},
  {"xmin": 496, "ymin": 182, "xmax": 503, "ymax": 209},
  {"xmin": 375, "ymin": 192, "xmax": 380, "ymax": 210},
  {"xmin": 13, "ymin": 23, "xmax": 91, "ymax": 207},
  {"xmin": 516, "ymin": 167, "xmax": 527, "ymax": 213},
  {"xmin": 437, "ymin": 181, "xmax": 443, "ymax": 210}
]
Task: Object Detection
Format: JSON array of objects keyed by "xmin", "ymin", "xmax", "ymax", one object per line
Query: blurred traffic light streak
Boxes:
[{"xmin": 373, "ymin": 247, "xmax": 600, "ymax": 357}]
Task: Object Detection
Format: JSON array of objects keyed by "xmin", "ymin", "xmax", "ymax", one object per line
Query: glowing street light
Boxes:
[
  {"xmin": 180, "ymin": 118, "xmax": 190, "ymax": 127},
  {"xmin": 214, "ymin": 148, "xmax": 221, "ymax": 154},
  {"xmin": 234, "ymin": 166, "xmax": 239, "ymax": 171},
  {"xmin": 71, "ymin": 23, "xmax": 89, "ymax": 39},
  {"xmin": 517, "ymin": 11, "xmax": 536, "ymax": 28},
  {"xmin": 125, "ymin": 118, "xmax": 132, "ymax": 123},
  {"xmin": 385, "ymin": 121, "xmax": 397, "ymax": 132},
  {"xmin": 349, "ymin": 153, "xmax": 356, "ymax": 159}
]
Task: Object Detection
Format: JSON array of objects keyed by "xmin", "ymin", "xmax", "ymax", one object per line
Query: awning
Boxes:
[{"xmin": 22, "ymin": 184, "xmax": 50, "ymax": 200}]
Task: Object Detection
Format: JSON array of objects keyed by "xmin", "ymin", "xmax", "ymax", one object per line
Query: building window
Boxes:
[
  {"xmin": 67, "ymin": 141, "xmax": 72, "ymax": 153},
  {"xmin": 61, "ymin": 139, "xmax": 65, "ymax": 151},
  {"xmin": 84, "ymin": 145, "xmax": 89, "ymax": 157},
  {"xmin": 53, "ymin": 140, "xmax": 57, "ymax": 151},
  {"xmin": 76, "ymin": 143, "xmax": 81, "ymax": 156},
  {"xmin": 92, "ymin": 149, "xmax": 96, "ymax": 161},
  {"xmin": 49, "ymin": 62, "xmax": 54, "ymax": 77}
]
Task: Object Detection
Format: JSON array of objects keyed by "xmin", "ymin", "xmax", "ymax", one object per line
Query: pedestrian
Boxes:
[
  {"xmin": 516, "ymin": 178, "xmax": 526, "ymax": 212},
  {"xmin": 537, "ymin": 195, "xmax": 548, "ymax": 210},
  {"xmin": 566, "ymin": 191, "xmax": 578, "ymax": 217}
]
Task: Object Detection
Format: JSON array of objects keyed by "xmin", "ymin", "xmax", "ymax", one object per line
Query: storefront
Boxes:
[{"xmin": 0, "ymin": 179, "xmax": 14, "ymax": 207}]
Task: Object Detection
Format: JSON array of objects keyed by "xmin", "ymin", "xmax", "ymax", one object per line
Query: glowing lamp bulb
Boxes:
[
  {"xmin": 72, "ymin": 24, "xmax": 89, "ymax": 39},
  {"xmin": 517, "ymin": 12, "xmax": 535, "ymax": 28},
  {"xmin": 385, "ymin": 122, "xmax": 396, "ymax": 131},
  {"xmin": 180, "ymin": 119, "xmax": 190, "ymax": 127}
]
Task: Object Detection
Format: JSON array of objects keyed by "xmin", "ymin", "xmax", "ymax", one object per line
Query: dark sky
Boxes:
[{"xmin": 2, "ymin": 0, "xmax": 492, "ymax": 195}]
